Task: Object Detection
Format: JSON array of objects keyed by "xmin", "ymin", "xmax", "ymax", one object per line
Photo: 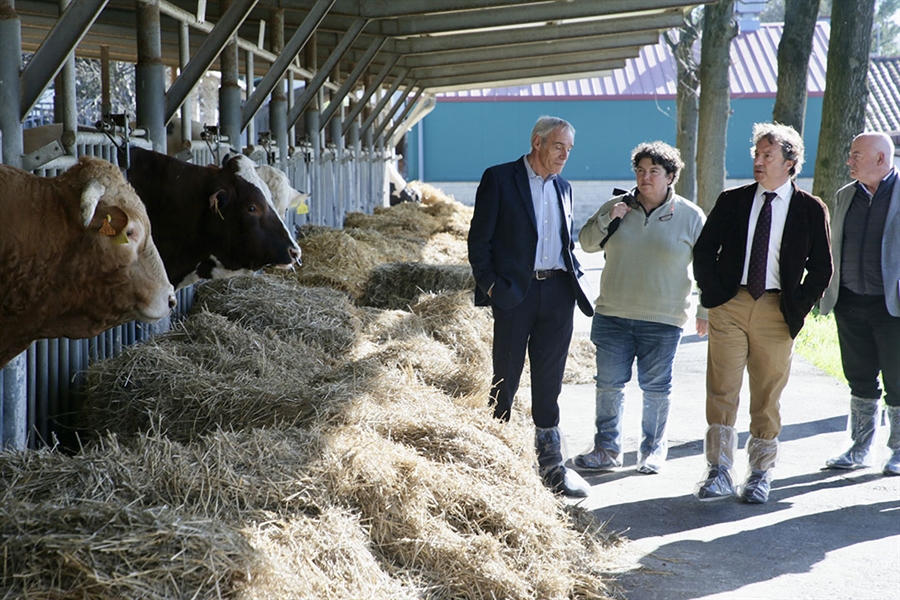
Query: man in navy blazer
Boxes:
[
  {"xmin": 692, "ymin": 122, "xmax": 832, "ymax": 504},
  {"xmin": 820, "ymin": 132, "xmax": 900, "ymax": 476},
  {"xmin": 468, "ymin": 116, "xmax": 594, "ymax": 497}
]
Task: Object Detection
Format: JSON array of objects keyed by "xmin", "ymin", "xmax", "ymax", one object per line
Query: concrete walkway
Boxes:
[{"xmin": 554, "ymin": 247, "xmax": 900, "ymax": 600}]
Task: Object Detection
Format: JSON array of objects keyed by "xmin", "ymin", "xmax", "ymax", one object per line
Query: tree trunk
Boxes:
[
  {"xmin": 666, "ymin": 12, "xmax": 701, "ymax": 203},
  {"xmin": 812, "ymin": 0, "xmax": 875, "ymax": 212},
  {"xmin": 696, "ymin": 0, "xmax": 738, "ymax": 214},
  {"xmin": 773, "ymin": 0, "xmax": 819, "ymax": 133}
]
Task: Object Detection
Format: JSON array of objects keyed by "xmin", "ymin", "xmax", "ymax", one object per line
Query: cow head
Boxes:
[
  {"xmin": 62, "ymin": 158, "xmax": 176, "ymax": 330},
  {"xmin": 0, "ymin": 157, "xmax": 176, "ymax": 366},
  {"xmin": 196, "ymin": 154, "xmax": 301, "ymax": 281},
  {"xmin": 254, "ymin": 164, "xmax": 310, "ymax": 217}
]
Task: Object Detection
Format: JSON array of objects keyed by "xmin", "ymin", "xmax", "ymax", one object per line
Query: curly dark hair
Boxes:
[{"xmin": 630, "ymin": 141, "xmax": 684, "ymax": 185}]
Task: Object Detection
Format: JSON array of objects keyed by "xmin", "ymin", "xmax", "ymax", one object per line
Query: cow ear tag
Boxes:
[
  {"xmin": 296, "ymin": 201, "xmax": 309, "ymax": 215},
  {"xmin": 99, "ymin": 214, "xmax": 116, "ymax": 236}
]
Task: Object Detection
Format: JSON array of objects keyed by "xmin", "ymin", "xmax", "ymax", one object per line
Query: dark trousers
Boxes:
[
  {"xmin": 834, "ymin": 288, "xmax": 900, "ymax": 407},
  {"xmin": 490, "ymin": 275, "xmax": 575, "ymax": 428}
]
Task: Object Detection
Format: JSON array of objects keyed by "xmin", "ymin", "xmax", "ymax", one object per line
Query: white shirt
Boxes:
[
  {"xmin": 741, "ymin": 180, "xmax": 794, "ymax": 290},
  {"xmin": 522, "ymin": 156, "xmax": 566, "ymax": 272}
]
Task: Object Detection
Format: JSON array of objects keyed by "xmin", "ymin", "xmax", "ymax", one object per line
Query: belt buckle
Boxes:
[{"xmin": 535, "ymin": 270, "xmax": 548, "ymax": 280}]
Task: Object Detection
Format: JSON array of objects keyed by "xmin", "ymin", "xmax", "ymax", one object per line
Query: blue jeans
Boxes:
[{"xmin": 590, "ymin": 313, "xmax": 682, "ymax": 454}]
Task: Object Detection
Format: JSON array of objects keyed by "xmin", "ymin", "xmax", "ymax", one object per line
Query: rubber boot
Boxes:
[
  {"xmin": 637, "ymin": 393, "xmax": 670, "ymax": 474},
  {"xmin": 884, "ymin": 406, "xmax": 900, "ymax": 476},
  {"xmin": 738, "ymin": 436, "xmax": 779, "ymax": 504},
  {"xmin": 695, "ymin": 424, "xmax": 737, "ymax": 501},
  {"xmin": 826, "ymin": 396, "xmax": 880, "ymax": 469},
  {"xmin": 573, "ymin": 388, "xmax": 624, "ymax": 471},
  {"xmin": 536, "ymin": 426, "xmax": 590, "ymax": 497}
]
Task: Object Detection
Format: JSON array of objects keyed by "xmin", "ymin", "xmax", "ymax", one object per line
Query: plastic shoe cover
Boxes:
[
  {"xmin": 695, "ymin": 466, "xmax": 735, "ymax": 501},
  {"xmin": 637, "ymin": 452, "xmax": 662, "ymax": 474},
  {"xmin": 884, "ymin": 406, "xmax": 900, "ymax": 476},
  {"xmin": 573, "ymin": 447, "xmax": 622, "ymax": 471},
  {"xmin": 739, "ymin": 470, "xmax": 771, "ymax": 503},
  {"xmin": 542, "ymin": 464, "xmax": 591, "ymax": 497},
  {"xmin": 826, "ymin": 397, "xmax": 880, "ymax": 469},
  {"xmin": 638, "ymin": 393, "xmax": 670, "ymax": 474}
]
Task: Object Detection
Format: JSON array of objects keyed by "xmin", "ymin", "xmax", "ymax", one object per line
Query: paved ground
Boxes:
[{"xmin": 551, "ymin": 247, "xmax": 900, "ymax": 600}]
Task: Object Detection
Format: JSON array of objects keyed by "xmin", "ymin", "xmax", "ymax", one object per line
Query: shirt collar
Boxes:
[
  {"xmin": 856, "ymin": 167, "xmax": 897, "ymax": 198},
  {"xmin": 523, "ymin": 154, "xmax": 556, "ymax": 183},
  {"xmin": 756, "ymin": 179, "xmax": 793, "ymax": 202}
]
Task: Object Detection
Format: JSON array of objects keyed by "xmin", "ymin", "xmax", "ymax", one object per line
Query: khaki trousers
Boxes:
[{"xmin": 706, "ymin": 288, "xmax": 794, "ymax": 440}]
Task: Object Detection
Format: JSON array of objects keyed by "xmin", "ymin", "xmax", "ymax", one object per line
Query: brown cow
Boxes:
[
  {"xmin": 126, "ymin": 147, "xmax": 302, "ymax": 290},
  {"xmin": 0, "ymin": 156, "xmax": 177, "ymax": 368}
]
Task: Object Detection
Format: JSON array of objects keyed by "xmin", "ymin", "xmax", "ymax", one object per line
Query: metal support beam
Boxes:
[
  {"xmin": 135, "ymin": 0, "xmax": 167, "ymax": 151},
  {"xmin": 178, "ymin": 21, "xmax": 192, "ymax": 148},
  {"xmin": 0, "ymin": 0, "xmax": 24, "ymax": 167},
  {"xmin": 19, "ymin": 0, "xmax": 107, "ymax": 119},
  {"xmin": 268, "ymin": 9, "xmax": 287, "ymax": 167},
  {"xmin": 241, "ymin": 0, "xmax": 335, "ymax": 130},
  {"xmin": 318, "ymin": 35, "xmax": 384, "ymax": 131},
  {"xmin": 383, "ymin": 87, "xmax": 424, "ymax": 145},
  {"xmin": 360, "ymin": 71, "xmax": 408, "ymax": 135},
  {"xmin": 219, "ymin": 36, "xmax": 242, "ymax": 152},
  {"xmin": 341, "ymin": 56, "xmax": 399, "ymax": 132},
  {"xmin": 164, "ymin": 0, "xmax": 257, "ymax": 125},
  {"xmin": 373, "ymin": 83, "xmax": 418, "ymax": 143},
  {"xmin": 286, "ymin": 17, "xmax": 366, "ymax": 130}
]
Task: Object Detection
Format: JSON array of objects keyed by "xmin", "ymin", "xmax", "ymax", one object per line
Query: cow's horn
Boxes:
[{"xmin": 80, "ymin": 179, "xmax": 107, "ymax": 226}]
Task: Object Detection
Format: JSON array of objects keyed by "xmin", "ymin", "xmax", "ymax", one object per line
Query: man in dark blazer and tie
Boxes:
[
  {"xmin": 692, "ymin": 122, "xmax": 832, "ymax": 504},
  {"xmin": 468, "ymin": 115, "xmax": 595, "ymax": 497}
]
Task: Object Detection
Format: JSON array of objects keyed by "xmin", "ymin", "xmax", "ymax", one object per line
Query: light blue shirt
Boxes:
[{"xmin": 523, "ymin": 155, "xmax": 566, "ymax": 271}]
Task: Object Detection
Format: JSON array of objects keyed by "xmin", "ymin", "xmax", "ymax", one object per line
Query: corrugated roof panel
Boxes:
[
  {"xmin": 867, "ymin": 57, "xmax": 900, "ymax": 133},
  {"xmin": 439, "ymin": 21, "xmax": 830, "ymax": 100}
]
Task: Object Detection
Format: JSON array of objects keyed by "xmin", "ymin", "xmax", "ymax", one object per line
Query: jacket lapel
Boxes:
[{"xmin": 514, "ymin": 157, "xmax": 537, "ymax": 231}]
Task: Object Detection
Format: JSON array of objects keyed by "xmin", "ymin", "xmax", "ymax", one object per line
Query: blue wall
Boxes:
[{"xmin": 406, "ymin": 96, "xmax": 823, "ymax": 183}]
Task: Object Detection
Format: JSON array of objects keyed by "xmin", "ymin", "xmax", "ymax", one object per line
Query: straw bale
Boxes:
[
  {"xmin": 291, "ymin": 227, "xmax": 385, "ymax": 298},
  {"xmin": 236, "ymin": 508, "xmax": 419, "ymax": 600},
  {"xmin": 414, "ymin": 182, "xmax": 474, "ymax": 240},
  {"xmin": 344, "ymin": 227, "xmax": 424, "ymax": 262},
  {"xmin": 0, "ymin": 500, "xmax": 252, "ymax": 599},
  {"xmin": 344, "ymin": 201, "xmax": 443, "ymax": 240},
  {"xmin": 421, "ymin": 231, "xmax": 470, "ymax": 265},
  {"xmin": 194, "ymin": 274, "xmax": 363, "ymax": 356},
  {"xmin": 318, "ymin": 384, "xmax": 615, "ymax": 599},
  {"xmin": 81, "ymin": 311, "xmax": 337, "ymax": 442},
  {"xmin": 360, "ymin": 262, "xmax": 474, "ymax": 310}
]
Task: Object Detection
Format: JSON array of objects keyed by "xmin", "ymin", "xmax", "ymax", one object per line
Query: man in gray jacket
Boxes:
[{"xmin": 820, "ymin": 132, "xmax": 900, "ymax": 476}]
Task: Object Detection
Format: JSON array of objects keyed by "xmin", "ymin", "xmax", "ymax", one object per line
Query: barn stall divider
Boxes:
[{"xmin": 0, "ymin": 130, "xmax": 390, "ymax": 450}]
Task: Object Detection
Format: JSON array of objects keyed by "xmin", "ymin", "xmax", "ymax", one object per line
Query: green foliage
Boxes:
[
  {"xmin": 794, "ymin": 310, "xmax": 846, "ymax": 384},
  {"xmin": 873, "ymin": 0, "xmax": 900, "ymax": 55}
]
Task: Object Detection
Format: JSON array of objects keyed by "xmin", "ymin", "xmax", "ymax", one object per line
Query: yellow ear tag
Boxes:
[
  {"xmin": 296, "ymin": 201, "xmax": 309, "ymax": 215},
  {"xmin": 111, "ymin": 230, "xmax": 130, "ymax": 244},
  {"xmin": 99, "ymin": 214, "xmax": 116, "ymax": 236}
]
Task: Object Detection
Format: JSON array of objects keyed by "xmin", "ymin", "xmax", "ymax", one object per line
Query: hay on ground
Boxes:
[{"xmin": 360, "ymin": 262, "xmax": 474, "ymax": 310}]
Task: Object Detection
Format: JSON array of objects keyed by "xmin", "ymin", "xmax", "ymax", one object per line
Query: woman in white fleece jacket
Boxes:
[{"xmin": 575, "ymin": 141, "xmax": 707, "ymax": 474}]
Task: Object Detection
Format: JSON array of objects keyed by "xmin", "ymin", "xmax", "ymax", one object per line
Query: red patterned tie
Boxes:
[{"xmin": 747, "ymin": 192, "xmax": 776, "ymax": 300}]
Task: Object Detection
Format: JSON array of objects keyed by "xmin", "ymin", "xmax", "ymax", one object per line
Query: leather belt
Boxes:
[
  {"xmin": 739, "ymin": 285, "xmax": 781, "ymax": 294},
  {"xmin": 534, "ymin": 269, "xmax": 565, "ymax": 280}
]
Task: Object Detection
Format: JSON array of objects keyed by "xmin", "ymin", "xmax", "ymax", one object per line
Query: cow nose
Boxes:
[{"xmin": 290, "ymin": 245, "xmax": 302, "ymax": 266}]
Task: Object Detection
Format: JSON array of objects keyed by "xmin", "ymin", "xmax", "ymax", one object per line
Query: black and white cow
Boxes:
[{"xmin": 126, "ymin": 146, "xmax": 301, "ymax": 290}]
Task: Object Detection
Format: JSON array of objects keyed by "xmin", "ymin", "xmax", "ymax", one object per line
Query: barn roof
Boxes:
[
  {"xmin": 867, "ymin": 57, "xmax": 900, "ymax": 133},
  {"xmin": 440, "ymin": 21, "xmax": 831, "ymax": 100}
]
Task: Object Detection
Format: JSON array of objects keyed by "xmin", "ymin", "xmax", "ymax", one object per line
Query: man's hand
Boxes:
[{"xmin": 696, "ymin": 317, "xmax": 709, "ymax": 338}]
